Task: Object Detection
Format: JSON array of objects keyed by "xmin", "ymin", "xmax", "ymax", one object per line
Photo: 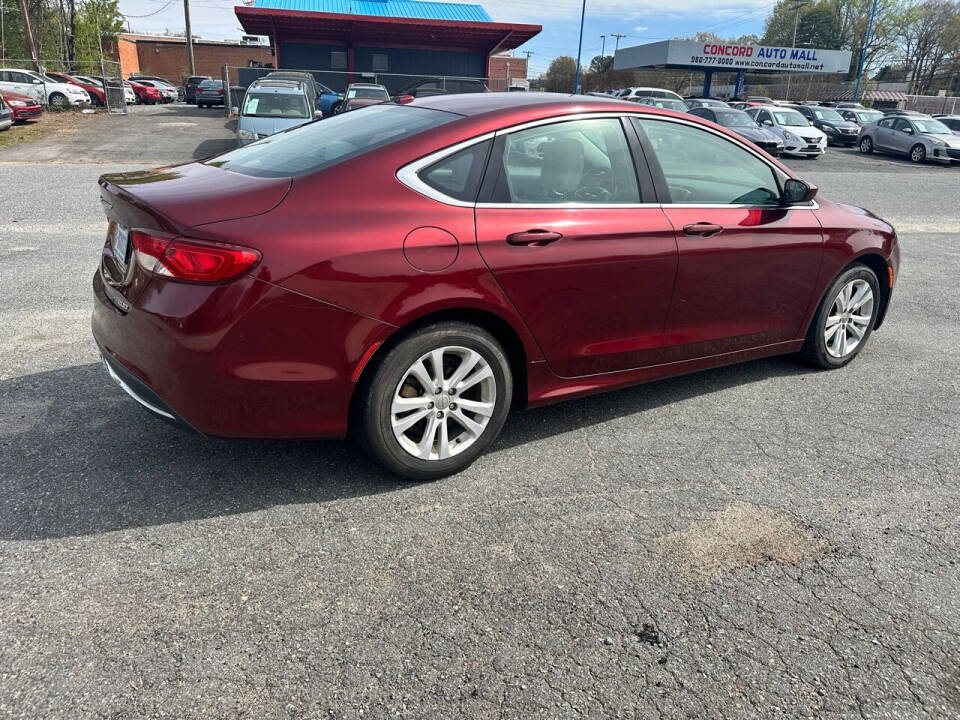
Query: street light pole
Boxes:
[
  {"xmin": 183, "ymin": 0, "xmax": 195, "ymax": 76},
  {"xmin": 853, "ymin": 0, "xmax": 879, "ymax": 102},
  {"xmin": 573, "ymin": 0, "xmax": 586, "ymax": 94},
  {"xmin": 785, "ymin": 0, "xmax": 806, "ymax": 100}
]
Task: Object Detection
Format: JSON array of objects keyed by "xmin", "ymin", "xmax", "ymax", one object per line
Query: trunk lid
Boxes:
[{"xmin": 97, "ymin": 162, "xmax": 290, "ymax": 308}]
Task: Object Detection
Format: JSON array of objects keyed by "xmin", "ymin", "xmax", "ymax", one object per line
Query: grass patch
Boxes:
[{"xmin": 0, "ymin": 109, "xmax": 102, "ymax": 152}]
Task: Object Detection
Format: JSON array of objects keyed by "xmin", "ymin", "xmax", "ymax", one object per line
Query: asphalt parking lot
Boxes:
[{"xmin": 1, "ymin": 106, "xmax": 959, "ymax": 719}]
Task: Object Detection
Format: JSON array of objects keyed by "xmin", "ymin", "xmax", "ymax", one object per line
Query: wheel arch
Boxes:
[
  {"xmin": 349, "ymin": 306, "xmax": 531, "ymax": 430},
  {"xmin": 850, "ymin": 252, "xmax": 892, "ymax": 329}
]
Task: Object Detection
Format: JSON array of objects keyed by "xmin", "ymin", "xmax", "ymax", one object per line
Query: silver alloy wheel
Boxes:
[
  {"xmin": 860, "ymin": 137, "xmax": 872, "ymax": 153},
  {"xmin": 391, "ymin": 345, "xmax": 496, "ymax": 461},
  {"xmin": 911, "ymin": 145, "xmax": 925, "ymax": 163},
  {"xmin": 824, "ymin": 279, "xmax": 874, "ymax": 358}
]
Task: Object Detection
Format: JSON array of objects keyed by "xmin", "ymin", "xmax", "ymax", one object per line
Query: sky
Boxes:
[{"xmin": 117, "ymin": 0, "xmax": 774, "ymax": 76}]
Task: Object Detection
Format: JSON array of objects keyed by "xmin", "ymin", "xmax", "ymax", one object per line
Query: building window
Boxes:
[
  {"xmin": 372, "ymin": 53, "xmax": 388, "ymax": 72},
  {"xmin": 331, "ymin": 51, "xmax": 347, "ymax": 70}
]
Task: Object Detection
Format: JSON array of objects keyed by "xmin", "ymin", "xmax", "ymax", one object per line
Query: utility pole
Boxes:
[
  {"xmin": 785, "ymin": 0, "xmax": 807, "ymax": 101},
  {"xmin": 183, "ymin": 0, "xmax": 195, "ymax": 75},
  {"xmin": 611, "ymin": 33, "xmax": 626, "ymax": 55},
  {"xmin": 853, "ymin": 0, "xmax": 879, "ymax": 102},
  {"xmin": 16, "ymin": 0, "xmax": 39, "ymax": 71},
  {"xmin": 600, "ymin": 34, "xmax": 606, "ymax": 60}
]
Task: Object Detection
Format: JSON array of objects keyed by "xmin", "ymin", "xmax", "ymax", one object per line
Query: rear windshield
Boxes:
[
  {"xmin": 200, "ymin": 80, "xmax": 222, "ymax": 88},
  {"xmin": 713, "ymin": 110, "xmax": 754, "ymax": 128},
  {"xmin": 348, "ymin": 87, "xmax": 389, "ymax": 99},
  {"xmin": 243, "ymin": 92, "xmax": 309, "ymax": 118},
  {"xmin": 207, "ymin": 104, "xmax": 458, "ymax": 178}
]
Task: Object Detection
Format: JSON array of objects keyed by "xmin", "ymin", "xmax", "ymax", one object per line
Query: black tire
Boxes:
[
  {"xmin": 332, "ymin": 102, "xmax": 343, "ymax": 115},
  {"xmin": 48, "ymin": 92, "xmax": 67, "ymax": 108},
  {"xmin": 909, "ymin": 143, "xmax": 926, "ymax": 164},
  {"xmin": 197, "ymin": 102, "xmax": 205, "ymax": 108},
  {"xmin": 799, "ymin": 264, "xmax": 881, "ymax": 369},
  {"xmin": 356, "ymin": 322, "xmax": 513, "ymax": 481},
  {"xmin": 859, "ymin": 136, "xmax": 873, "ymax": 153}
]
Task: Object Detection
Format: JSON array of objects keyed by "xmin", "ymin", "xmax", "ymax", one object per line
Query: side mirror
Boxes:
[
  {"xmin": 231, "ymin": 106, "xmax": 239, "ymax": 115},
  {"xmin": 904, "ymin": 127, "xmax": 914, "ymax": 134},
  {"xmin": 762, "ymin": 119, "xmax": 773, "ymax": 126},
  {"xmin": 782, "ymin": 178, "xmax": 817, "ymax": 205},
  {"xmin": 314, "ymin": 110, "xmax": 323, "ymax": 118}
]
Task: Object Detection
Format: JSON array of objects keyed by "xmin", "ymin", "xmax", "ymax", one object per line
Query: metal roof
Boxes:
[{"xmin": 251, "ymin": 0, "xmax": 493, "ymax": 23}]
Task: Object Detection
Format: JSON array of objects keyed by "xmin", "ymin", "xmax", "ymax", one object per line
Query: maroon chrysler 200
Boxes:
[{"xmin": 92, "ymin": 93, "xmax": 899, "ymax": 479}]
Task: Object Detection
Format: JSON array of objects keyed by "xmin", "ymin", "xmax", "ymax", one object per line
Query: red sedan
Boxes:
[
  {"xmin": 43, "ymin": 71, "xmax": 106, "ymax": 106},
  {"xmin": 127, "ymin": 79, "xmax": 162, "ymax": 104},
  {"xmin": 0, "ymin": 89, "xmax": 43, "ymax": 122},
  {"xmin": 92, "ymin": 94, "xmax": 899, "ymax": 479}
]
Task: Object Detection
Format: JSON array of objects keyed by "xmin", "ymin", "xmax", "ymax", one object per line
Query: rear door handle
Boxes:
[
  {"xmin": 506, "ymin": 230, "xmax": 562, "ymax": 247},
  {"xmin": 682, "ymin": 222, "xmax": 724, "ymax": 238}
]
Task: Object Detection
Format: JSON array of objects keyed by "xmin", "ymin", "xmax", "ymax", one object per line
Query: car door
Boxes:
[
  {"xmin": 873, "ymin": 117, "xmax": 898, "ymax": 151},
  {"xmin": 890, "ymin": 118, "xmax": 916, "ymax": 154},
  {"xmin": 474, "ymin": 115, "xmax": 679, "ymax": 377},
  {"xmin": 632, "ymin": 116, "xmax": 823, "ymax": 362}
]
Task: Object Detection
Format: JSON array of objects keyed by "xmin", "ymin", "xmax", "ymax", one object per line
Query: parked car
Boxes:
[
  {"xmin": 262, "ymin": 71, "xmax": 319, "ymax": 110},
  {"xmin": 636, "ymin": 96, "xmax": 689, "ymax": 112},
  {"xmin": 745, "ymin": 105, "xmax": 827, "ymax": 157},
  {"xmin": 795, "ymin": 104, "xmax": 861, "ymax": 146},
  {"xmin": 858, "ymin": 115, "xmax": 960, "ymax": 164},
  {"xmin": 196, "ymin": 79, "xmax": 225, "ymax": 108},
  {"xmin": 688, "ymin": 106, "xmax": 784, "ymax": 155},
  {"xmin": 618, "ymin": 86, "xmax": 683, "ymax": 102},
  {"xmin": 393, "ymin": 77, "xmax": 488, "ymax": 99},
  {"xmin": 838, "ymin": 107, "xmax": 884, "ymax": 126},
  {"xmin": 127, "ymin": 80, "xmax": 163, "ymax": 105},
  {"xmin": 0, "ymin": 95, "xmax": 12, "ymax": 131},
  {"xmin": 342, "ymin": 83, "xmax": 390, "ymax": 112},
  {"xmin": 882, "ymin": 108, "xmax": 928, "ymax": 116},
  {"xmin": 0, "ymin": 89, "xmax": 44, "ymax": 122},
  {"xmin": 236, "ymin": 80, "xmax": 318, "ymax": 146},
  {"xmin": 0, "ymin": 68, "xmax": 89, "ymax": 106},
  {"xmin": 43, "ymin": 71, "xmax": 106, "ymax": 106},
  {"xmin": 92, "ymin": 93, "xmax": 898, "ymax": 480},
  {"xmin": 932, "ymin": 115, "xmax": 960, "ymax": 134},
  {"xmin": 184, "ymin": 75, "xmax": 212, "ymax": 104},
  {"xmin": 685, "ymin": 98, "xmax": 729, "ymax": 109},
  {"xmin": 81, "ymin": 75, "xmax": 136, "ymax": 105},
  {"xmin": 133, "ymin": 80, "xmax": 178, "ymax": 103}
]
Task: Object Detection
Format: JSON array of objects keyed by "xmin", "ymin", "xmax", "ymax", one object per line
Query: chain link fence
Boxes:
[
  {"xmin": 0, "ymin": 58, "xmax": 125, "ymax": 112},
  {"xmin": 99, "ymin": 59, "xmax": 128, "ymax": 115}
]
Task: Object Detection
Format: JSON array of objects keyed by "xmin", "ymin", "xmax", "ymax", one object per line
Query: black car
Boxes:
[
  {"xmin": 393, "ymin": 77, "xmax": 488, "ymax": 98},
  {"xmin": 688, "ymin": 106, "xmax": 784, "ymax": 156},
  {"xmin": 195, "ymin": 79, "xmax": 225, "ymax": 108},
  {"xmin": 0, "ymin": 94, "xmax": 12, "ymax": 131},
  {"xmin": 796, "ymin": 104, "xmax": 861, "ymax": 146},
  {"xmin": 184, "ymin": 75, "xmax": 212, "ymax": 104}
]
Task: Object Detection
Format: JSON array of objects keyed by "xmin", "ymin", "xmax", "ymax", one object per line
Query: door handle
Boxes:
[
  {"xmin": 506, "ymin": 230, "xmax": 562, "ymax": 247},
  {"xmin": 682, "ymin": 222, "xmax": 723, "ymax": 238}
]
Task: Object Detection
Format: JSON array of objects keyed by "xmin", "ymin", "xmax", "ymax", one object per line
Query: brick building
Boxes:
[
  {"xmin": 487, "ymin": 52, "xmax": 528, "ymax": 91},
  {"xmin": 114, "ymin": 34, "xmax": 275, "ymax": 82}
]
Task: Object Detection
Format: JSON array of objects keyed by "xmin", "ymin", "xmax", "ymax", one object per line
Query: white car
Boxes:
[
  {"xmin": 75, "ymin": 75, "xmax": 137, "ymax": 105},
  {"xmin": 746, "ymin": 105, "xmax": 827, "ymax": 157},
  {"xmin": 135, "ymin": 80, "xmax": 178, "ymax": 103},
  {"xmin": 618, "ymin": 86, "xmax": 684, "ymax": 103},
  {"xmin": 0, "ymin": 68, "xmax": 89, "ymax": 107}
]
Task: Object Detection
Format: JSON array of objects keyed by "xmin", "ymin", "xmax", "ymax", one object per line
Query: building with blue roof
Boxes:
[{"xmin": 236, "ymin": 0, "xmax": 540, "ymax": 94}]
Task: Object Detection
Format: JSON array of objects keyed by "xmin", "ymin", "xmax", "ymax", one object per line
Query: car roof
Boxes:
[
  {"xmin": 247, "ymin": 81, "xmax": 304, "ymax": 94},
  {"xmin": 410, "ymin": 92, "xmax": 635, "ymax": 117},
  {"xmin": 348, "ymin": 83, "xmax": 386, "ymax": 89}
]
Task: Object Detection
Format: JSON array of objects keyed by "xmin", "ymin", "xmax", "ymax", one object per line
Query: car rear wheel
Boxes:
[
  {"xmin": 910, "ymin": 143, "xmax": 926, "ymax": 163},
  {"xmin": 800, "ymin": 264, "xmax": 880, "ymax": 369},
  {"xmin": 357, "ymin": 322, "xmax": 512, "ymax": 480},
  {"xmin": 859, "ymin": 136, "xmax": 873, "ymax": 153},
  {"xmin": 332, "ymin": 102, "xmax": 343, "ymax": 114}
]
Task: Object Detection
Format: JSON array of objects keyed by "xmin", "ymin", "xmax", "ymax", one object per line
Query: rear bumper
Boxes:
[{"xmin": 92, "ymin": 270, "xmax": 392, "ymax": 438}]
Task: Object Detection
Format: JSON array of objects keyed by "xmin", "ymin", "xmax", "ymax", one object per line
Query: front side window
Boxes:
[
  {"xmin": 419, "ymin": 140, "xmax": 491, "ymax": 202},
  {"xmin": 493, "ymin": 118, "xmax": 640, "ymax": 203},
  {"xmin": 242, "ymin": 92, "xmax": 309, "ymax": 118},
  {"xmin": 636, "ymin": 118, "xmax": 781, "ymax": 206},
  {"xmin": 207, "ymin": 104, "xmax": 457, "ymax": 178}
]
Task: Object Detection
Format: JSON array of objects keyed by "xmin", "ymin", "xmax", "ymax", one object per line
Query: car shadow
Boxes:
[
  {"xmin": 192, "ymin": 138, "xmax": 236, "ymax": 159},
  {"xmin": 0, "ymin": 356, "xmax": 811, "ymax": 541}
]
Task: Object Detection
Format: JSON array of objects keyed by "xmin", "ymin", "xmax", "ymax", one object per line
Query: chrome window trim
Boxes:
[{"xmin": 396, "ymin": 110, "xmax": 817, "ymax": 212}]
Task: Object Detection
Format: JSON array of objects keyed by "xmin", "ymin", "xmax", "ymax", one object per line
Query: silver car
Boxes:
[
  {"xmin": 236, "ymin": 80, "xmax": 318, "ymax": 146},
  {"xmin": 859, "ymin": 115, "xmax": 960, "ymax": 164}
]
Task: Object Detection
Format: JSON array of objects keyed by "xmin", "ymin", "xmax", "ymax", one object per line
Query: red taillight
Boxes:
[
  {"xmin": 218, "ymin": 88, "xmax": 224, "ymax": 95},
  {"xmin": 131, "ymin": 231, "xmax": 260, "ymax": 284}
]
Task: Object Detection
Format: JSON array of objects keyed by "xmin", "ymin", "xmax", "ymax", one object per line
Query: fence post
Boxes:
[{"xmin": 223, "ymin": 64, "xmax": 231, "ymax": 118}]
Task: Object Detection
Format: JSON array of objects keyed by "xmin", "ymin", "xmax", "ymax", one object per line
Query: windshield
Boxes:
[
  {"xmin": 913, "ymin": 119, "xmax": 951, "ymax": 134},
  {"xmin": 773, "ymin": 110, "xmax": 809, "ymax": 127},
  {"xmin": 812, "ymin": 108, "xmax": 843, "ymax": 121},
  {"xmin": 242, "ymin": 92, "xmax": 309, "ymax": 118},
  {"xmin": 207, "ymin": 104, "xmax": 457, "ymax": 179},
  {"xmin": 348, "ymin": 87, "xmax": 389, "ymax": 100},
  {"xmin": 713, "ymin": 110, "xmax": 755, "ymax": 128},
  {"xmin": 856, "ymin": 111, "xmax": 883, "ymax": 122}
]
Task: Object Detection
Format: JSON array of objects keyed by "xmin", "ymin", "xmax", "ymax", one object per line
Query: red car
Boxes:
[
  {"xmin": 92, "ymin": 94, "xmax": 899, "ymax": 479},
  {"xmin": 127, "ymin": 80, "xmax": 162, "ymax": 104},
  {"xmin": 0, "ymin": 89, "xmax": 43, "ymax": 122},
  {"xmin": 43, "ymin": 71, "xmax": 106, "ymax": 106}
]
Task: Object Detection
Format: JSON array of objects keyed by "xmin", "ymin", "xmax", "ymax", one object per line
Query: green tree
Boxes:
[
  {"xmin": 589, "ymin": 55, "xmax": 613, "ymax": 73},
  {"xmin": 74, "ymin": 0, "xmax": 124, "ymax": 64},
  {"xmin": 796, "ymin": 5, "xmax": 842, "ymax": 48},
  {"xmin": 542, "ymin": 56, "xmax": 578, "ymax": 93}
]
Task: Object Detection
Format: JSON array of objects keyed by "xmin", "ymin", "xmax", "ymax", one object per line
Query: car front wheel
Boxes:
[
  {"xmin": 357, "ymin": 322, "xmax": 512, "ymax": 480},
  {"xmin": 859, "ymin": 136, "xmax": 873, "ymax": 153},
  {"xmin": 800, "ymin": 264, "xmax": 880, "ymax": 369},
  {"xmin": 910, "ymin": 143, "xmax": 926, "ymax": 163},
  {"xmin": 48, "ymin": 92, "xmax": 67, "ymax": 108}
]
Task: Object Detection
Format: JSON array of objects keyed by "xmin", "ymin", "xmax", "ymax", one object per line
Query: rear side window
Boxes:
[
  {"xmin": 419, "ymin": 140, "xmax": 491, "ymax": 202},
  {"xmin": 207, "ymin": 104, "xmax": 458, "ymax": 178}
]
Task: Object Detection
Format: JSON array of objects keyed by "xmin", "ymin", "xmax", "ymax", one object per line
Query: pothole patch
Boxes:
[{"xmin": 657, "ymin": 501, "xmax": 828, "ymax": 582}]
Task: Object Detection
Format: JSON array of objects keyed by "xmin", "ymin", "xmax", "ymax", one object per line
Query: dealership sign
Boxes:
[{"xmin": 615, "ymin": 40, "xmax": 852, "ymax": 74}]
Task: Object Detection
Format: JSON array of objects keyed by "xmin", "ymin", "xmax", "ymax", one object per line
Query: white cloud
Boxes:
[{"xmin": 634, "ymin": 25, "xmax": 648, "ymax": 32}]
